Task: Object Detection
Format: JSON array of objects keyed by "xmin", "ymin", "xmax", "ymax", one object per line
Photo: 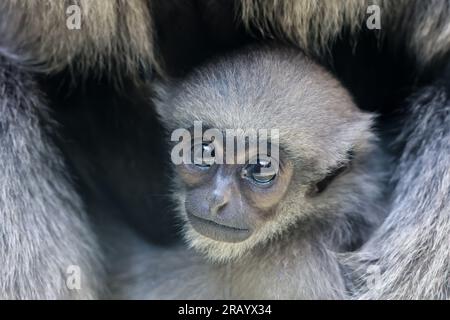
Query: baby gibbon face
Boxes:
[
  {"xmin": 173, "ymin": 123, "xmax": 371, "ymax": 262},
  {"xmin": 155, "ymin": 47, "xmax": 377, "ymax": 261},
  {"xmin": 178, "ymin": 139, "xmax": 294, "ymax": 243}
]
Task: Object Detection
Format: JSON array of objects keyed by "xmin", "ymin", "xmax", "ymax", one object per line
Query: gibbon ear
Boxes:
[
  {"xmin": 314, "ymin": 149, "xmax": 354, "ymax": 194},
  {"xmin": 151, "ymin": 79, "xmax": 173, "ymax": 123}
]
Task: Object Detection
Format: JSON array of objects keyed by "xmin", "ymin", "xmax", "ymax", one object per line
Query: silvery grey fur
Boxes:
[
  {"xmin": 343, "ymin": 81, "xmax": 450, "ymax": 299},
  {"xmin": 0, "ymin": 57, "xmax": 104, "ymax": 299}
]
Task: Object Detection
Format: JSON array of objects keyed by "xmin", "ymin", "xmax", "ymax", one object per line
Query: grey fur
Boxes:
[
  {"xmin": 241, "ymin": 0, "xmax": 450, "ymax": 69},
  {"xmin": 343, "ymin": 82, "xmax": 450, "ymax": 299},
  {"xmin": 0, "ymin": 57, "xmax": 104, "ymax": 299},
  {"xmin": 0, "ymin": 1, "xmax": 156, "ymax": 75}
]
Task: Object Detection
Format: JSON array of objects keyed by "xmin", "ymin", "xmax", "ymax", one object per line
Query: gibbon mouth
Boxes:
[{"xmin": 187, "ymin": 212, "xmax": 251, "ymax": 243}]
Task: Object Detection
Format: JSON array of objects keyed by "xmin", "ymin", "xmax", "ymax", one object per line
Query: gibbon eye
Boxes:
[
  {"xmin": 192, "ymin": 142, "xmax": 215, "ymax": 168},
  {"xmin": 243, "ymin": 158, "xmax": 277, "ymax": 185}
]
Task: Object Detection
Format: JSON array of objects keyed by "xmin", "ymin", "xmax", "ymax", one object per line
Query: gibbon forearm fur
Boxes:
[
  {"xmin": 0, "ymin": 0, "xmax": 156, "ymax": 74},
  {"xmin": 0, "ymin": 57, "xmax": 104, "ymax": 299}
]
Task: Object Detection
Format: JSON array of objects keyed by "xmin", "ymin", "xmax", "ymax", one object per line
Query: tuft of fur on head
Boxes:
[
  {"xmin": 0, "ymin": 0, "xmax": 157, "ymax": 77},
  {"xmin": 154, "ymin": 47, "xmax": 387, "ymax": 262},
  {"xmin": 240, "ymin": 0, "xmax": 450, "ymax": 69}
]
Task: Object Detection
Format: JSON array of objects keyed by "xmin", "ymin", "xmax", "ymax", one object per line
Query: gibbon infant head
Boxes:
[{"xmin": 154, "ymin": 47, "xmax": 382, "ymax": 262}]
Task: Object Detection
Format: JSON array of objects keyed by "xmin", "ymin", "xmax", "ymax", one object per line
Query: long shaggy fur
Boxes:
[
  {"xmin": 403, "ymin": 0, "xmax": 450, "ymax": 67},
  {"xmin": 0, "ymin": 56, "xmax": 104, "ymax": 299},
  {"xmin": 0, "ymin": 0, "xmax": 156, "ymax": 75},
  {"xmin": 240, "ymin": 0, "xmax": 393, "ymax": 56},
  {"xmin": 344, "ymin": 75, "xmax": 450, "ymax": 300},
  {"xmin": 240, "ymin": 0, "xmax": 450, "ymax": 68}
]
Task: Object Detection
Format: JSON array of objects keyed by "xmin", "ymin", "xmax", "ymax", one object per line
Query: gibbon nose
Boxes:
[{"xmin": 209, "ymin": 190, "xmax": 230, "ymax": 216}]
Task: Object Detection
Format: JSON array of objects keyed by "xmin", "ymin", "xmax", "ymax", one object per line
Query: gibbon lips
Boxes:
[{"xmin": 187, "ymin": 212, "xmax": 251, "ymax": 243}]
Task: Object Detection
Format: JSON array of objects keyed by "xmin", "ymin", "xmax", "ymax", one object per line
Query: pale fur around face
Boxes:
[
  {"xmin": 154, "ymin": 47, "xmax": 386, "ymax": 262},
  {"xmin": 1, "ymin": 0, "xmax": 156, "ymax": 75}
]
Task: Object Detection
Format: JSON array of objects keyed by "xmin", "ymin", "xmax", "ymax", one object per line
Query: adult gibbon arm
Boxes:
[
  {"xmin": 345, "ymin": 73, "xmax": 450, "ymax": 299},
  {"xmin": 0, "ymin": 2, "xmax": 113, "ymax": 299},
  {"xmin": 0, "ymin": 56, "xmax": 104, "ymax": 299}
]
